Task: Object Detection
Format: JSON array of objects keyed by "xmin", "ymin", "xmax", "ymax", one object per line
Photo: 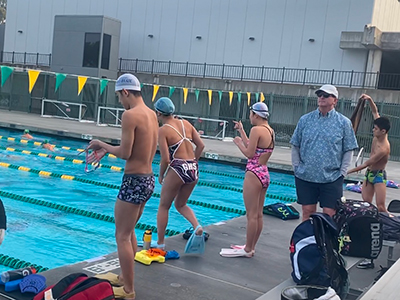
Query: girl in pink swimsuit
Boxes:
[
  {"xmin": 220, "ymin": 102, "xmax": 275, "ymax": 258},
  {"xmin": 245, "ymin": 125, "xmax": 274, "ymax": 189}
]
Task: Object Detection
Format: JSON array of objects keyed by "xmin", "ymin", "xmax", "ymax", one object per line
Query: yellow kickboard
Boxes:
[{"xmin": 134, "ymin": 250, "xmax": 165, "ymax": 265}]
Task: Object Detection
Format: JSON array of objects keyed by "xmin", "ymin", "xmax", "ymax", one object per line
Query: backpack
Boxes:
[
  {"xmin": 290, "ymin": 213, "xmax": 348, "ymax": 298},
  {"xmin": 263, "ymin": 203, "xmax": 300, "ymax": 220},
  {"xmin": 379, "ymin": 212, "xmax": 400, "ymax": 242},
  {"xmin": 334, "ymin": 198, "xmax": 382, "ymax": 259},
  {"xmin": 34, "ymin": 273, "xmax": 114, "ymax": 300}
]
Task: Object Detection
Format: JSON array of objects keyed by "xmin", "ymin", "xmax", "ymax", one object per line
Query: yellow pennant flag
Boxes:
[
  {"xmin": 247, "ymin": 92, "xmax": 251, "ymax": 106},
  {"xmin": 77, "ymin": 76, "xmax": 87, "ymax": 95},
  {"xmin": 208, "ymin": 90, "xmax": 213, "ymax": 106},
  {"xmin": 183, "ymin": 88, "xmax": 189, "ymax": 104},
  {"xmin": 152, "ymin": 85, "xmax": 160, "ymax": 102},
  {"xmin": 260, "ymin": 92, "xmax": 265, "ymax": 102},
  {"xmin": 229, "ymin": 91, "xmax": 233, "ymax": 106},
  {"xmin": 28, "ymin": 70, "xmax": 41, "ymax": 93}
]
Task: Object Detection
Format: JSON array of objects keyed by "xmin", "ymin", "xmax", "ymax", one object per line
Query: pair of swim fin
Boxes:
[{"xmin": 184, "ymin": 225, "xmax": 205, "ymax": 255}]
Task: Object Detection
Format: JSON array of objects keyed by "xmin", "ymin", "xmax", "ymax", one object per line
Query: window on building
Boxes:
[
  {"xmin": 83, "ymin": 33, "xmax": 101, "ymax": 68},
  {"xmin": 378, "ymin": 51, "xmax": 400, "ymax": 90},
  {"xmin": 101, "ymin": 34, "xmax": 111, "ymax": 70}
]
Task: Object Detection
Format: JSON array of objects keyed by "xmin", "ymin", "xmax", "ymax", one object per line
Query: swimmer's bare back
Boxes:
[{"xmin": 123, "ymin": 105, "xmax": 158, "ymax": 174}]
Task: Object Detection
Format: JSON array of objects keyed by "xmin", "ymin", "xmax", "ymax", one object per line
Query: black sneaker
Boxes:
[
  {"xmin": 182, "ymin": 228, "xmax": 210, "ymax": 241},
  {"xmin": 357, "ymin": 259, "xmax": 375, "ymax": 269}
]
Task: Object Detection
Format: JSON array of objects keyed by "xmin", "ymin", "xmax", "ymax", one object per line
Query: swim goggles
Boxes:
[{"xmin": 78, "ymin": 148, "xmax": 102, "ymax": 173}]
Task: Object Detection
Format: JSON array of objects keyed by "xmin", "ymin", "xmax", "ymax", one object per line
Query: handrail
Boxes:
[{"xmin": 355, "ymin": 147, "xmax": 365, "ymax": 168}]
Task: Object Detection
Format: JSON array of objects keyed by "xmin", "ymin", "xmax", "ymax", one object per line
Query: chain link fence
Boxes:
[{"xmin": 0, "ymin": 69, "xmax": 399, "ymax": 160}]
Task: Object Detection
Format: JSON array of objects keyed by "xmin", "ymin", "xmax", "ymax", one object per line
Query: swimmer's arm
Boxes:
[
  {"xmin": 191, "ymin": 125, "xmax": 205, "ymax": 161},
  {"xmin": 347, "ymin": 147, "xmax": 387, "ymax": 174},
  {"xmin": 363, "ymin": 94, "xmax": 380, "ymax": 120},
  {"xmin": 236, "ymin": 127, "xmax": 259, "ymax": 158},
  {"xmin": 233, "ymin": 121, "xmax": 249, "ymax": 146},
  {"xmin": 158, "ymin": 128, "xmax": 170, "ymax": 178},
  {"xmin": 96, "ymin": 113, "xmax": 135, "ymax": 159},
  {"xmin": 238, "ymin": 129, "xmax": 249, "ymax": 146}
]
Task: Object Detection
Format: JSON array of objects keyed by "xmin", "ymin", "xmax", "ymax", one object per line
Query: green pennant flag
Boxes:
[
  {"xmin": 255, "ymin": 92, "xmax": 259, "ymax": 102},
  {"xmin": 169, "ymin": 86, "xmax": 176, "ymax": 98},
  {"xmin": 100, "ymin": 79, "xmax": 109, "ymax": 95},
  {"xmin": 194, "ymin": 89, "xmax": 200, "ymax": 102},
  {"xmin": 237, "ymin": 92, "xmax": 242, "ymax": 103},
  {"xmin": 1, "ymin": 66, "xmax": 14, "ymax": 87},
  {"xmin": 218, "ymin": 91, "xmax": 223, "ymax": 102},
  {"xmin": 55, "ymin": 73, "xmax": 67, "ymax": 92}
]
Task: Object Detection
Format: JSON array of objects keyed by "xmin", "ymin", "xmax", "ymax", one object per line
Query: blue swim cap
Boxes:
[{"xmin": 155, "ymin": 97, "xmax": 175, "ymax": 115}]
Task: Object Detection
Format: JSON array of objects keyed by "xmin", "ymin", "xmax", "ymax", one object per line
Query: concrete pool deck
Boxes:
[{"xmin": 0, "ymin": 110, "xmax": 399, "ymax": 300}]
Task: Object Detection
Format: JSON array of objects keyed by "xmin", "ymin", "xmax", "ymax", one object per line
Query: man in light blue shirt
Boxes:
[{"xmin": 290, "ymin": 85, "xmax": 358, "ymax": 221}]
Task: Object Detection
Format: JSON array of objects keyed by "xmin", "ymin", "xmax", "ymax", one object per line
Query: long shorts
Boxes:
[
  {"xmin": 295, "ymin": 176, "xmax": 344, "ymax": 209},
  {"xmin": 117, "ymin": 173, "xmax": 155, "ymax": 205}
]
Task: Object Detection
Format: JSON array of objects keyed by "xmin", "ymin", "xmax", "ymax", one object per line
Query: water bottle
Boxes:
[
  {"xmin": 1, "ymin": 266, "xmax": 36, "ymax": 283},
  {"xmin": 143, "ymin": 229, "xmax": 152, "ymax": 250}
]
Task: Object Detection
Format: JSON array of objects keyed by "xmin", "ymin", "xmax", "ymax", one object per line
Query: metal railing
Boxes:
[
  {"xmin": 0, "ymin": 51, "xmax": 51, "ymax": 67},
  {"xmin": 97, "ymin": 106, "xmax": 125, "ymax": 127},
  {"xmin": 119, "ymin": 58, "xmax": 400, "ymax": 90},
  {"xmin": 1, "ymin": 52, "xmax": 400, "ymax": 89},
  {"xmin": 355, "ymin": 147, "xmax": 365, "ymax": 167},
  {"xmin": 41, "ymin": 99, "xmax": 88, "ymax": 122}
]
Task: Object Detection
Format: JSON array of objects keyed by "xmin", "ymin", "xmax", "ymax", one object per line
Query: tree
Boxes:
[{"xmin": 0, "ymin": 0, "xmax": 6, "ymax": 24}]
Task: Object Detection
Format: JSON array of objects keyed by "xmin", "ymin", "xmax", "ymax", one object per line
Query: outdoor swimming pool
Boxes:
[{"xmin": 0, "ymin": 128, "xmax": 297, "ymax": 273}]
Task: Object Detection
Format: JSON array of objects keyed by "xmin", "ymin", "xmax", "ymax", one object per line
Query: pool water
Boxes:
[{"xmin": 0, "ymin": 128, "xmax": 296, "ymax": 271}]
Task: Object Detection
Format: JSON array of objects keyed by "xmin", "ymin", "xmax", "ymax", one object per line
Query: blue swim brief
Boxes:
[{"xmin": 117, "ymin": 173, "xmax": 155, "ymax": 205}]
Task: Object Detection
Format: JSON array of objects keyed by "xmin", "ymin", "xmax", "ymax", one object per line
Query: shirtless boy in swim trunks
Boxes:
[
  {"xmin": 347, "ymin": 94, "xmax": 391, "ymax": 213},
  {"xmin": 90, "ymin": 74, "xmax": 158, "ymax": 300}
]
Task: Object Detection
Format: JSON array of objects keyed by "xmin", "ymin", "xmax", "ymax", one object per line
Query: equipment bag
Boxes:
[
  {"xmin": 290, "ymin": 213, "xmax": 348, "ymax": 298},
  {"xmin": 281, "ymin": 285, "xmax": 338, "ymax": 300},
  {"xmin": 34, "ymin": 273, "xmax": 114, "ymax": 300},
  {"xmin": 379, "ymin": 212, "xmax": 400, "ymax": 242},
  {"xmin": 334, "ymin": 198, "xmax": 382, "ymax": 259},
  {"xmin": 263, "ymin": 203, "xmax": 300, "ymax": 220}
]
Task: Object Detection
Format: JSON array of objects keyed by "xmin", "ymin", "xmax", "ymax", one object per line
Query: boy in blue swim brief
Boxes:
[
  {"xmin": 364, "ymin": 169, "xmax": 387, "ymax": 185},
  {"xmin": 348, "ymin": 94, "xmax": 391, "ymax": 213}
]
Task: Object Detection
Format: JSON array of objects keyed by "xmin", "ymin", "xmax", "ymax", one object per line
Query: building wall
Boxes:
[
  {"xmin": 50, "ymin": 15, "xmax": 120, "ymax": 78},
  {"xmin": 371, "ymin": 0, "xmax": 400, "ymax": 31},
  {"xmin": 5, "ymin": 0, "xmax": 375, "ymax": 72},
  {"xmin": 51, "ymin": 16, "xmax": 103, "ymax": 78}
]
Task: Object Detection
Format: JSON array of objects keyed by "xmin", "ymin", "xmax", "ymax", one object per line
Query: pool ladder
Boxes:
[{"xmin": 354, "ymin": 147, "xmax": 365, "ymax": 168}]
